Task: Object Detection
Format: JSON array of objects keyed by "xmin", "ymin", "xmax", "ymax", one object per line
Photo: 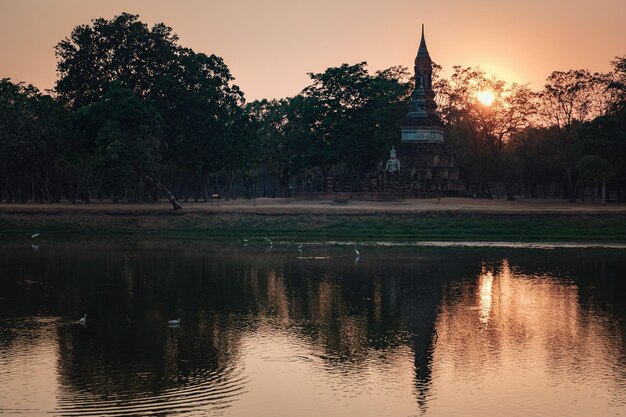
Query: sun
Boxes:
[{"xmin": 477, "ymin": 90, "xmax": 495, "ymax": 106}]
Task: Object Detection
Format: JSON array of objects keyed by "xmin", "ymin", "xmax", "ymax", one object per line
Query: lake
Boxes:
[{"xmin": 0, "ymin": 240, "xmax": 625, "ymax": 416}]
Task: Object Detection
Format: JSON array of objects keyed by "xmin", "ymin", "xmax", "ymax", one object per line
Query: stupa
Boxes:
[{"xmin": 394, "ymin": 25, "xmax": 461, "ymax": 195}]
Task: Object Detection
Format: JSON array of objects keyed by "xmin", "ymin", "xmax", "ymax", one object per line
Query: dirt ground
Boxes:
[{"xmin": 1, "ymin": 197, "xmax": 625, "ymax": 216}]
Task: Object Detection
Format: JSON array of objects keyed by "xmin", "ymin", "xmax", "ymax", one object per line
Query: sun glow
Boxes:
[{"xmin": 476, "ymin": 90, "xmax": 495, "ymax": 106}]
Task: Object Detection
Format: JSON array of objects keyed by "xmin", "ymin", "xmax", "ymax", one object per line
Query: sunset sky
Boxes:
[{"xmin": 0, "ymin": 0, "xmax": 624, "ymax": 101}]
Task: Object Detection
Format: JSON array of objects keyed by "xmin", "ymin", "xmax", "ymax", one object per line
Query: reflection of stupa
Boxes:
[{"xmin": 394, "ymin": 25, "xmax": 462, "ymax": 196}]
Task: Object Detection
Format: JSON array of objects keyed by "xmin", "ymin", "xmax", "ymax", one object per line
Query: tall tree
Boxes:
[
  {"xmin": 247, "ymin": 97, "xmax": 315, "ymax": 197},
  {"xmin": 539, "ymin": 70, "xmax": 598, "ymax": 201},
  {"xmin": 0, "ymin": 79, "xmax": 71, "ymax": 203},
  {"xmin": 577, "ymin": 155, "xmax": 614, "ymax": 204},
  {"xmin": 55, "ymin": 13, "xmax": 245, "ymax": 203},
  {"xmin": 577, "ymin": 107, "xmax": 626, "ymax": 201},
  {"xmin": 55, "ymin": 13, "xmax": 179, "ymax": 108},
  {"xmin": 436, "ymin": 66, "xmax": 536, "ymax": 197},
  {"xmin": 73, "ymin": 82, "xmax": 181, "ymax": 207},
  {"xmin": 303, "ymin": 62, "xmax": 411, "ymax": 181}
]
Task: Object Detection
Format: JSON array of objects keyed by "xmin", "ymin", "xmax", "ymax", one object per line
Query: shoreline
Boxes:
[
  {"xmin": 2, "ymin": 197, "xmax": 626, "ymax": 215},
  {"xmin": 2, "ymin": 198, "xmax": 626, "ymax": 243}
]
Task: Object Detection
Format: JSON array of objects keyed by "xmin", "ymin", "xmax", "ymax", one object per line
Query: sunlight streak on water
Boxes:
[
  {"xmin": 478, "ymin": 267, "xmax": 494, "ymax": 325},
  {"xmin": 431, "ymin": 261, "xmax": 625, "ymax": 417}
]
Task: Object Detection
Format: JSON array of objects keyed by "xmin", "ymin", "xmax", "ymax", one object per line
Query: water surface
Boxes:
[{"xmin": 0, "ymin": 241, "xmax": 625, "ymax": 416}]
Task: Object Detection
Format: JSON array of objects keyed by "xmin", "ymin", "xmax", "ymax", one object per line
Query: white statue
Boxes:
[{"xmin": 385, "ymin": 146, "xmax": 400, "ymax": 173}]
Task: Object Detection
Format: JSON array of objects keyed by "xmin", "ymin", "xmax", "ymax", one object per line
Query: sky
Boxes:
[{"xmin": 0, "ymin": 0, "xmax": 624, "ymax": 101}]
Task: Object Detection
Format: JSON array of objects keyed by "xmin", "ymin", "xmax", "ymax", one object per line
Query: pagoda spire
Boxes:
[
  {"xmin": 406, "ymin": 23, "xmax": 440, "ymax": 122},
  {"xmin": 417, "ymin": 24, "xmax": 430, "ymax": 58}
]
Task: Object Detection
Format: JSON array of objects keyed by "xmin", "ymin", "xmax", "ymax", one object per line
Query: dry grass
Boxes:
[
  {"xmin": 2, "ymin": 197, "xmax": 626, "ymax": 242},
  {"xmin": 1, "ymin": 197, "xmax": 625, "ymax": 216}
]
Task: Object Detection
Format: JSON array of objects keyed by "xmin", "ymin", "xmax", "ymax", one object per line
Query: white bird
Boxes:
[
  {"xmin": 79, "ymin": 314, "xmax": 87, "ymax": 325},
  {"xmin": 296, "ymin": 243, "xmax": 303, "ymax": 250},
  {"xmin": 354, "ymin": 246, "xmax": 360, "ymax": 257},
  {"xmin": 168, "ymin": 318, "xmax": 180, "ymax": 326},
  {"xmin": 264, "ymin": 237, "xmax": 273, "ymax": 246},
  {"xmin": 31, "ymin": 233, "xmax": 40, "ymax": 239},
  {"xmin": 243, "ymin": 238, "xmax": 249, "ymax": 242}
]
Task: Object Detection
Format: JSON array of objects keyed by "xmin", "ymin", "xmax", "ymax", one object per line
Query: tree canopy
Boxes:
[{"xmin": 0, "ymin": 13, "xmax": 624, "ymax": 205}]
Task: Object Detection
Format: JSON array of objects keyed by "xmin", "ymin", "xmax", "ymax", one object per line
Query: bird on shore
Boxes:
[
  {"xmin": 354, "ymin": 246, "xmax": 360, "ymax": 257},
  {"xmin": 31, "ymin": 233, "xmax": 40, "ymax": 239},
  {"xmin": 297, "ymin": 242, "xmax": 303, "ymax": 254},
  {"xmin": 264, "ymin": 237, "xmax": 273, "ymax": 246},
  {"xmin": 168, "ymin": 318, "xmax": 180, "ymax": 326},
  {"xmin": 79, "ymin": 314, "xmax": 87, "ymax": 326}
]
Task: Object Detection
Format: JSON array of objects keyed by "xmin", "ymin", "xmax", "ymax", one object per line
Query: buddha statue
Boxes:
[{"xmin": 385, "ymin": 146, "xmax": 400, "ymax": 174}]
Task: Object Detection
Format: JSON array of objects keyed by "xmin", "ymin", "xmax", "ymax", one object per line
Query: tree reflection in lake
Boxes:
[{"xmin": 0, "ymin": 242, "xmax": 624, "ymax": 416}]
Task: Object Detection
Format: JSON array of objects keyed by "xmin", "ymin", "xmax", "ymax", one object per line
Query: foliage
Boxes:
[
  {"xmin": 435, "ymin": 66, "xmax": 536, "ymax": 196},
  {"xmin": 74, "ymin": 82, "xmax": 163, "ymax": 200},
  {"xmin": 247, "ymin": 96, "xmax": 315, "ymax": 196},
  {"xmin": 303, "ymin": 63, "xmax": 411, "ymax": 177},
  {"xmin": 0, "ymin": 79, "xmax": 71, "ymax": 202},
  {"xmin": 1, "ymin": 12, "xmax": 626, "ymax": 204},
  {"xmin": 54, "ymin": 12, "xmax": 246, "ymax": 203},
  {"xmin": 55, "ymin": 13, "xmax": 179, "ymax": 108}
]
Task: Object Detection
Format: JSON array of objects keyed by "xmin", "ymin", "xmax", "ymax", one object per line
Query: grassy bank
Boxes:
[{"xmin": 1, "ymin": 210, "xmax": 626, "ymax": 242}]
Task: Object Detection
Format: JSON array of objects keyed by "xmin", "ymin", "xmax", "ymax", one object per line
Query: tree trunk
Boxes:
[
  {"xmin": 144, "ymin": 175, "xmax": 183, "ymax": 210},
  {"xmin": 602, "ymin": 181, "xmax": 606, "ymax": 205},
  {"xmin": 505, "ymin": 181, "xmax": 515, "ymax": 201},
  {"xmin": 227, "ymin": 171, "xmax": 235, "ymax": 201},
  {"xmin": 567, "ymin": 166, "xmax": 576, "ymax": 203}
]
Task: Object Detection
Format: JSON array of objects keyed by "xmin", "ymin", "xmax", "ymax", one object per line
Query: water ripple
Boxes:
[{"xmin": 54, "ymin": 363, "xmax": 249, "ymax": 416}]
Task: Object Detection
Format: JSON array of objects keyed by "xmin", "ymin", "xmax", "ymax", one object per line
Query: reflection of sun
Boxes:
[{"xmin": 477, "ymin": 90, "xmax": 495, "ymax": 106}]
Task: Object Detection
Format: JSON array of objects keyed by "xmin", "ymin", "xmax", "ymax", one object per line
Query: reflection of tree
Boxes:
[
  {"xmin": 9, "ymin": 243, "xmax": 480, "ymax": 413},
  {"xmin": 235, "ymin": 247, "xmax": 483, "ymax": 414},
  {"xmin": 2, "ymin": 243, "xmax": 625, "ymax": 414}
]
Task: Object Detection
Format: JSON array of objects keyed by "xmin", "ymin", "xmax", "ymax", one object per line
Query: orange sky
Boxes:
[{"xmin": 0, "ymin": 0, "xmax": 624, "ymax": 101}]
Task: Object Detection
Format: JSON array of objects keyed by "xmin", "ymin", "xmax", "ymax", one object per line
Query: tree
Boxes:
[
  {"xmin": 577, "ymin": 155, "xmax": 614, "ymax": 204},
  {"xmin": 607, "ymin": 56, "xmax": 626, "ymax": 112},
  {"xmin": 55, "ymin": 13, "xmax": 245, "ymax": 203},
  {"xmin": 74, "ymin": 82, "xmax": 181, "ymax": 208},
  {"xmin": 507, "ymin": 127, "xmax": 566, "ymax": 198},
  {"xmin": 577, "ymin": 106, "xmax": 626, "ymax": 201},
  {"xmin": 436, "ymin": 66, "xmax": 536, "ymax": 198},
  {"xmin": 538, "ymin": 70, "xmax": 600, "ymax": 201},
  {"xmin": 55, "ymin": 13, "xmax": 179, "ymax": 108},
  {"xmin": 0, "ymin": 79, "xmax": 71, "ymax": 203},
  {"xmin": 247, "ymin": 97, "xmax": 315, "ymax": 196},
  {"xmin": 303, "ymin": 62, "xmax": 411, "ymax": 182},
  {"xmin": 148, "ymin": 48, "xmax": 245, "ymax": 201}
]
